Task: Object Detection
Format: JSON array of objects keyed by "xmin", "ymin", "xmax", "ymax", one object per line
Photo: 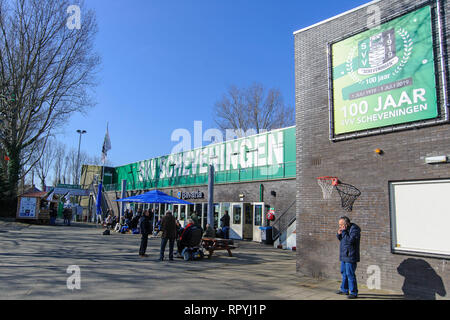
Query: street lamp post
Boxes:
[
  {"xmin": 76, "ymin": 130, "xmax": 87, "ymax": 185},
  {"xmin": 75, "ymin": 130, "xmax": 87, "ymax": 222}
]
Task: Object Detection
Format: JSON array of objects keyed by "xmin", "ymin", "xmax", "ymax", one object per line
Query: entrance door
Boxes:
[
  {"xmin": 213, "ymin": 203, "xmax": 220, "ymax": 229},
  {"xmin": 173, "ymin": 204, "xmax": 179, "ymax": 220},
  {"xmin": 195, "ymin": 203, "xmax": 202, "ymax": 220},
  {"xmin": 231, "ymin": 203, "xmax": 243, "ymax": 239},
  {"xmin": 243, "ymin": 203, "xmax": 253, "ymax": 240},
  {"xmin": 179, "ymin": 204, "xmax": 186, "ymax": 225},
  {"xmin": 253, "ymin": 203, "xmax": 264, "ymax": 242}
]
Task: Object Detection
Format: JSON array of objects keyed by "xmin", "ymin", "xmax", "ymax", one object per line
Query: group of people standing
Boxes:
[
  {"xmin": 138, "ymin": 209, "xmax": 232, "ymax": 261},
  {"xmin": 48, "ymin": 204, "xmax": 73, "ymax": 226},
  {"xmin": 139, "ymin": 210, "xmax": 198, "ymax": 260}
]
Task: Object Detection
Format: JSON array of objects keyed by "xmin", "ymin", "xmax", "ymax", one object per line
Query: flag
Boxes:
[
  {"xmin": 45, "ymin": 188, "xmax": 55, "ymax": 201},
  {"xmin": 101, "ymin": 123, "xmax": 111, "ymax": 164},
  {"xmin": 60, "ymin": 191, "xmax": 70, "ymax": 203},
  {"xmin": 96, "ymin": 183, "xmax": 103, "ymax": 216}
]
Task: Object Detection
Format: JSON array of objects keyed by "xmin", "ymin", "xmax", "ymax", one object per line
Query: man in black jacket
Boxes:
[
  {"xmin": 220, "ymin": 211, "xmax": 230, "ymax": 239},
  {"xmin": 159, "ymin": 210, "xmax": 177, "ymax": 261},
  {"xmin": 139, "ymin": 210, "xmax": 152, "ymax": 257}
]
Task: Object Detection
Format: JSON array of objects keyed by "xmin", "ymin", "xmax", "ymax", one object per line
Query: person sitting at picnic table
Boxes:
[
  {"xmin": 111, "ymin": 215, "xmax": 117, "ymax": 226},
  {"xmin": 129, "ymin": 212, "xmax": 141, "ymax": 231},
  {"xmin": 114, "ymin": 220, "xmax": 122, "ymax": 232},
  {"xmin": 220, "ymin": 210, "xmax": 230, "ymax": 239},
  {"xmin": 190, "ymin": 211, "xmax": 200, "ymax": 227},
  {"xmin": 203, "ymin": 223, "xmax": 215, "ymax": 238},
  {"xmin": 177, "ymin": 219, "xmax": 196, "ymax": 256},
  {"xmin": 153, "ymin": 218, "xmax": 162, "ymax": 236},
  {"xmin": 104, "ymin": 214, "xmax": 112, "ymax": 228}
]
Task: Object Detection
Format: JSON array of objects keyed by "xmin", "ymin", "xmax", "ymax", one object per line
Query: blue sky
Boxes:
[{"xmin": 59, "ymin": 0, "xmax": 372, "ymax": 167}]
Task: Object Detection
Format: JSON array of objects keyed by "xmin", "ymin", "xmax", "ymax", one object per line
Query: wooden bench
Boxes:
[{"xmin": 201, "ymin": 238, "xmax": 236, "ymax": 258}]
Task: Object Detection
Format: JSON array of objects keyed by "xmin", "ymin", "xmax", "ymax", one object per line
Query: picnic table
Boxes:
[{"xmin": 201, "ymin": 237, "xmax": 236, "ymax": 258}]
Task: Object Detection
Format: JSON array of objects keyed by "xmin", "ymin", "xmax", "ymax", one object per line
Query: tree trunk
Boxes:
[{"xmin": 6, "ymin": 147, "xmax": 21, "ymax": 199}]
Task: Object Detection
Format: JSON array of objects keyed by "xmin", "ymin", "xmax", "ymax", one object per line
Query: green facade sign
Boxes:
[
  {"xmin": 331, "ymin": 6, "xmax": 438, "ymax": 136},
  {"xmin": 111, "ymin": 127, "xmax": 295, "ymax": 191}
]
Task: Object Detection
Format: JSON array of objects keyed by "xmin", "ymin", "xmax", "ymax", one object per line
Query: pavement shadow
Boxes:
[{"xmin": 397, "ymin": 258, "xmax": 447, "ymax": 300}]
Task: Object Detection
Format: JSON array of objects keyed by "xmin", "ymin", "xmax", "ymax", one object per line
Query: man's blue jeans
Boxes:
[
  {"xmin": 340, "ymin": 261, "xmax": 358, "ymax": 296},
  {"xmin": 222, "ymin": 226, "xmax": 230, "ymax": 239}
]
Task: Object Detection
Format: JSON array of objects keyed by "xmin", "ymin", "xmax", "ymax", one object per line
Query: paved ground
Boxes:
[{"xmin": 0, "ymin": 218, "xmax": 403, "ymax": 300}]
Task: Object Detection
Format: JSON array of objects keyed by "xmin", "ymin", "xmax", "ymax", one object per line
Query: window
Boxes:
[
  {"xmin": 180, "ymin": 205, "xmax": 186, "ymax": 220},
  {"xmin": 214, "ymin": 204, "xmax": 220, "ymax": 229},
  {"xmin": 254, "ymin": 205, "xmax": 263, "ymax": 226},
  {"xmin": 233, "ymin": 204, "xmax": 241, "ymax": 224}
]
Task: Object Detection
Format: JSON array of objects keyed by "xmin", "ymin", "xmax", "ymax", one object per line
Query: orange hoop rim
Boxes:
[{"xmin": 317, "ymin": 176, "xmax": 339, "ymax": 186}]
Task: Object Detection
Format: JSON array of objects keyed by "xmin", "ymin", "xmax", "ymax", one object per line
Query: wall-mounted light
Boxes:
[
  {"xmin": 374, "ymin": 148, "xmax": 383, "ymax": 155},
  {"xmin": 425, "ymin": 156, "xmax": 447, "ymax": 164},
  {"xmin": 271, "ymin": 191, "xmax": 276, "ymax": 197}
]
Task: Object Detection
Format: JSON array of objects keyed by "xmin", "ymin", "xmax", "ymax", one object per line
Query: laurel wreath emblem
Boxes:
[
  {"xmin": 392, "ymin": 28, "xmax": 413, "ymax": 76},
  {"xmin": 344, "ymin": 27, "xmax": 414, "ymax": 82}
]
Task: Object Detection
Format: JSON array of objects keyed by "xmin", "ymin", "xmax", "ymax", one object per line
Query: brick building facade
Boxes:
[{"xmin": 295, "ymin": 0, "xmax": 449, "ymax": 297}]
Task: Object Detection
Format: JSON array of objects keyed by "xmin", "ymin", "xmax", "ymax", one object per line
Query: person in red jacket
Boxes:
[{"xmin": 177, "ymin": 219, "xmax": 195, "ymax": 256}]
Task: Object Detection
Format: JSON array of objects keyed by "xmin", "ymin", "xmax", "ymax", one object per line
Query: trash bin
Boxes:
[{"xmin": 259, "ymin": 226, "xmax": 273, "ymax": 245}]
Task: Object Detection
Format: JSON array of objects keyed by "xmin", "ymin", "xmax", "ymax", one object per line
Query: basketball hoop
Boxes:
[
  {"xmin": 335, "ymin": 183, "xmax": 361, "ymax": 212},
  {"xmin": 317, "ymin": 176, "xmax": 338, "ymax": 199}
]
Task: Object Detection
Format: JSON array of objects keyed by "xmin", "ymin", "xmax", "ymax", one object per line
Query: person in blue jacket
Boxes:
[{"xmin": 336, "ymin": 216, "xmax": 361, "ymax": 299}]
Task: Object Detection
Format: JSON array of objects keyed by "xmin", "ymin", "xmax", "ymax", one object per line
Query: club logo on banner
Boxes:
[{"xmin": 331, "ymin": 6, "xmax": 438, "ymax": 136}]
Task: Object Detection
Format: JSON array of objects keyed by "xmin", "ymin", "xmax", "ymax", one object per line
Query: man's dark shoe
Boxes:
[
  {"xmin": 336, "ymin": 291, "xmax": 349, "ymax": 295},
  {"xmin": 347, "ymin": 294, "xmax": 357, "ymax": 299}
]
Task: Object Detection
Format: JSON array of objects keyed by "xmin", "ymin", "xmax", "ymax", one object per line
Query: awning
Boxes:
[{"xmin": 115, "ymin": 189, "xmax": 193, "ymax": 205}]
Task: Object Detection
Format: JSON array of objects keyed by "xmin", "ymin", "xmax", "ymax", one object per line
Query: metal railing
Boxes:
[{"xmin": 271, "ymin": 200, "xmax": 296, "ymax": 241}]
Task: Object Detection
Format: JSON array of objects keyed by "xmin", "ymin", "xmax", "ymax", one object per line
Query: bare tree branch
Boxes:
[
  {"xmin": 214, "ymin": 83, "xmax": 294, "ymax": 139},
  {"xmin": 0, "ymin": 0, "xmax": 100, "ymax": 199}
]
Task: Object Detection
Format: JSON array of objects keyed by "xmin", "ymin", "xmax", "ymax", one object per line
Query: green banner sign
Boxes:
[
  {"xmin": 112, "ymin": 127, "xmax": 296, "ymax": 190},
  {"xmin": 331, "ymin": 6, "xmax": 438, "ymax": 135}
]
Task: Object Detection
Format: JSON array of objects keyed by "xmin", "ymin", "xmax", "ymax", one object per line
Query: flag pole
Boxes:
[
  {"xmin": 102, "ymin": 122, "xmax": 108, "ymax": 183},
  {"xmin": 98, "ymin": 122, "xmax": 110, "ymax": 225}
]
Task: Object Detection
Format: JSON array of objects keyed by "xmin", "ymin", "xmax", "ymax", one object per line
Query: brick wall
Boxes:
[{"xmin": 295, "ymin": 0, "xmax": 450, "ymax": 297}]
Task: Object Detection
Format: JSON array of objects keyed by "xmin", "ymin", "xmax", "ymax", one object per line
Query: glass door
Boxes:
[
  {"xmin": 253, "ymin": 203, "xmax": 264, "ymax": 242},
  {"xmin": 213, "ymin": 203, "xmax": 220, "ymax": 229},
  {"xmin": 243, "ymin": 203, "xmax": 253, "ymax": 240},
  {"xmin": 180, "ymin": 204, "xmax": 186, "ymax": 225},
  {"xmin": 231, "ymin": 203, "xmax": 243, "ymax": 239},
  {"xmin": 173, "ymin": 204, "xmax": 179, "ymax": 220},
  {"xmin": 202, "ymin": 203, "xmax": 208, "ymax": 230}
]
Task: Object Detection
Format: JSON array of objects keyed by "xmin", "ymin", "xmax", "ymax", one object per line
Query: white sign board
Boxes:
[
  {"xmin": 18, "ymin": 197, "xmax": 37, "ymax": 218},
  {"xmin": 390, "ymin": 179, "xmax": 450, "ymax": 257}
]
